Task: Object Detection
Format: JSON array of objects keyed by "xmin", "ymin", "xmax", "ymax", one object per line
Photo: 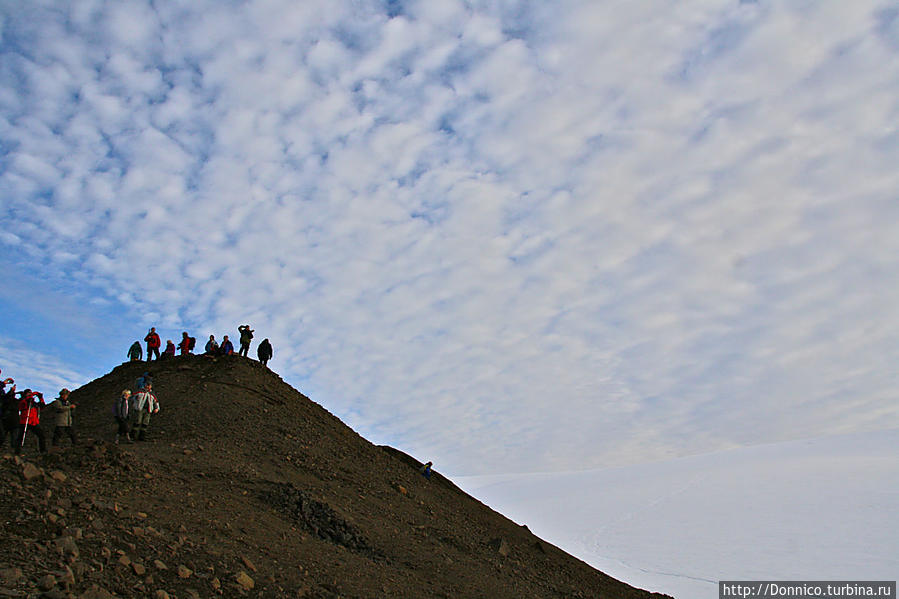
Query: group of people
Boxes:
[
  {"xmin": 0, "ymin": 368, "xmax": 78, "ymax": 455},
  {"xmin": 128, "ymin": 324, "xmax": 273, "ymax": 366},
  {"xmin": 113, "ymin": 372, "xmax": 160, "ymax": 444}
]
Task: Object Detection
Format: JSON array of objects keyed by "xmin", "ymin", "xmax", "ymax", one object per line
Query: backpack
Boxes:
[{"xmin": 188, "ymin": 336, "xmax": 196, "ymax": 351}]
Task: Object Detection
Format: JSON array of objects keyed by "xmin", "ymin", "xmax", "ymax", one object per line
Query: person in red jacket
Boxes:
[
  {"xmin": 15, "ymin": 389, "xmax": 46, "ymax": 455},
  {"xmin": 177, "ymin": 332, "xmax": 192, "ymax": 356},
  {"xmin": 145, "ymin": 327, "xmax": 161, "ymax": 361}
]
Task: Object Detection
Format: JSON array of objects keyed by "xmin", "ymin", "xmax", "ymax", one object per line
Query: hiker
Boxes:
[
  {"xmin": 51, "ymin": 388, "xmax": 77, "ymax": 447},
  {"xmin": 238, "ymin": 325, "xmax": 254, "ymax": 357},
  {"xmin": 15, "ymin": 389, "xmax": 46, "ymax": 455},
  {"xmin": 257, "ymin": 338, "xmax": 273, "ymax": 366},
  {"xmin": 145, "ymin": 327, "xmax": 161, "ymax": 361},
  {"xmin": 220, "ymin": 335, "xmax": 234, "ymax": 356},
  {"xmin": 130, "ymin": 383, "xmax": 159, "ymax": 441},
  {"xmin": 113, "ymin": 390, "xmax": 132, "ymax": 444},
  {"xmin": 420, "ymin": 461, "xmax": 433, "ymax": 480},
  {"xmin": 178, "ymin": 332, "xmax": 195, "ymax": 356},
  {"xmin": 162, "ymin": 340, "xmax": 176, "ymax": 358},
  {"xmin": 0, "ymin": 377, "xmax": 17, "ymax": 448},
  {"xmin": 127, "ymin": 341, "xmax": 143, "ymax": 362},
  {"xmin": 204, "ymin": 335, "xmax": 219, "ymax": 355},
  {"xmin": 136, "ymin": 371, "xmax": 152, "ymax": 391}
]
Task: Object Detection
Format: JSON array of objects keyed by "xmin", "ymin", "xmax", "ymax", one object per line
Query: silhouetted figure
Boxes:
[
  {"xmin": 238, "ymin": 325, "xmax": 254, "ymax": 357},
  {"xmin": 420, "ymin": 461, "xmax": 433, "ymax": 480},
  {"xmin": 257, "ymin": 338, "xmax": 273, "ymax": 366},
  {"xmin": 0, "ymin": 376, "xmax": 17, "ymax": 448},
  {"xmin": 162, "ymin": 340, "xmax": 176, "ymax": 358},
  {"xmin": 204, "ymin": 335, "xmax": 219, "ymax": 355},
  {"xmin": 127, "ymin": 341, "xmax": 143, "ymax": 362}
]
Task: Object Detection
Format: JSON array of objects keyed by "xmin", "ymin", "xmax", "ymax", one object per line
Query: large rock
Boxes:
[
  {"xmin": 21, "ymin": 462, "xmax": 43, "ymax": 480},
  {"xmin": 235, "ymin": 570, "xmax": 255, "ymax": 590}
]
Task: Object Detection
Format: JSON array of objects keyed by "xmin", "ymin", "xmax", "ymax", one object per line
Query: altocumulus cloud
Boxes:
[{"xmin": 0, "ymin": 0, "xmax": 897, "ymax": 474}]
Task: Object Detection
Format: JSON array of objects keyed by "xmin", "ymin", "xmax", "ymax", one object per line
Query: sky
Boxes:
[{"xmin": 1, "ymin": 0, "xmax": 897, "ymax": 476}]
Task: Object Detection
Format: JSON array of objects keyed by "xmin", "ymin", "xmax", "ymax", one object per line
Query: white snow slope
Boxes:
[{"xmin": 453, "ymin": 429, "xmax": 898, "ymax": 599}]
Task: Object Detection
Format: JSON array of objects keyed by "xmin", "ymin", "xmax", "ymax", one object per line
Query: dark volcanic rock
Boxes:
[{"xmin": 0, "ymin": 355, "xmax": 672, "ymax": 599}]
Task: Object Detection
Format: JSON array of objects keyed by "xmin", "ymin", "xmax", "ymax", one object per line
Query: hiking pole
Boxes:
[{"xmin": 21, "ymin": 401, "xmax": 33, "ymax": 448}]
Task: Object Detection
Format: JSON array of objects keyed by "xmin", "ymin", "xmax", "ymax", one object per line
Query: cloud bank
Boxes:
[{"xmin": 1, "ymin": 0, "xmax": 897, "ymax": 473}]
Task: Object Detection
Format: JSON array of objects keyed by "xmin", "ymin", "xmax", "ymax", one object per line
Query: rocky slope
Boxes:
[{"xmin": 0, "ymin": 354, "xmax": 673, "ymax": 598}]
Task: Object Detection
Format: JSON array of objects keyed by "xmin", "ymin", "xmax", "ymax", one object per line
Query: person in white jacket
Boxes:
[{"xmin": 131, "ymin": 383, "xmax": 160, "ymax": 441}]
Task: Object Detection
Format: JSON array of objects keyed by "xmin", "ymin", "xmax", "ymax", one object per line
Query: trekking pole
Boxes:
[{"xmin": 21, "ymin": 401, "xmax": 33, "ymax": 447}]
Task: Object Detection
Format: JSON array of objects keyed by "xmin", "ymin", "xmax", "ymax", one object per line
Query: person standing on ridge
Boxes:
[
  {"xmin": 127, "ymin": 341, "xmax": 143, "ymax": 362},
  {"xmin": 257, "ymin": 338, "xmax": 273, "ymax": 366},
  {"xmin": 114, "ymin": 390, "xmax": 132, "ymax": 444},
  {"xmin": 130, "ymin": 383, "xmax": 159, "ymax": 441},
  {"xmin": 0, "ymin": 376, "xmax": 17, "ymax": 448},
  {"xmin": 51, "ymin": 388, "xmax": 77, "ymax": 447},
  {"xmin": 15, "ymin": 389, "xmax": 46, "ymax": 455},
  {"xmin": 238, "ymin": 325, "xmax": 254, "ymax": 357},
  {"xmin": 145, "ymin": 327, "xmax": 161, "ymax": 361},
  {"xmin": 204, "ymin": 335, "xmax": 219, "ymax": 356}
]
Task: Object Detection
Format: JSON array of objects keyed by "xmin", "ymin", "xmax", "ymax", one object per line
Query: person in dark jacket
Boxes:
[
  {"xmin": 114, "ymin": 390, "xmax": 132, "ymax": 444},
  {"xmin": 127, "ymin": 341, "xmax": 143, "ymax": 362},
  {"xmin": 145, "ymin": 327, "xmax": 161, "ymax": 361},
  {"xmin": 219, "ymin": 335, "xmax": 234, "ymax": 356},
  {"xmin": 15, "ymin": 389, "xmax": 46, "ymax": 455},
  {"xmin": 204, "ymin": 335, "xmax": 219, "ymax": 356},
  {"xmin": 161, "ymin": 340, "xmax": 176, "ymax": 358},
  {"xmin": 0, "ymin": 377, "xmax": 17, "ymax": 448},
  {"xmin": 257, "ymin": 338, "xmax": 273, "ymax": 366},
  {"xmin": 238, "ymin": 325, "xmax": 254, "ymax": 357},
  {"xmin": 51, "ymin": 388, "xmax": 77, "ymax": 447}
]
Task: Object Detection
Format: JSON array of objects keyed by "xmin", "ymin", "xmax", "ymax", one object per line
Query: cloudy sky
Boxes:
[{"xmin": 1, "ymin": 0, "xmax": 896, "ymax": 475}]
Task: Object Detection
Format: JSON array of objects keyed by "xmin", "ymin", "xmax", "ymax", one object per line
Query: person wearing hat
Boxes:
[
  {"xmin": 257, "ymin": 338, "xmax": 273, "ymax": 366},
  {"xmin": 51, "ymin": 388, "xmax": 77, "ymax": 448}
]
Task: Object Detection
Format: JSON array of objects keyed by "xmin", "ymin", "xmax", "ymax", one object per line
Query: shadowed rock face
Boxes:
[{"xmin": 0, "ymin": 354, "xmax": 673, "ymax": 598}]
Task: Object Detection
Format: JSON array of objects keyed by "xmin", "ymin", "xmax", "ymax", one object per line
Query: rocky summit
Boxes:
[{"xmin": 0, "ymin": 354, "xmax": 672, "ymax": 598}]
